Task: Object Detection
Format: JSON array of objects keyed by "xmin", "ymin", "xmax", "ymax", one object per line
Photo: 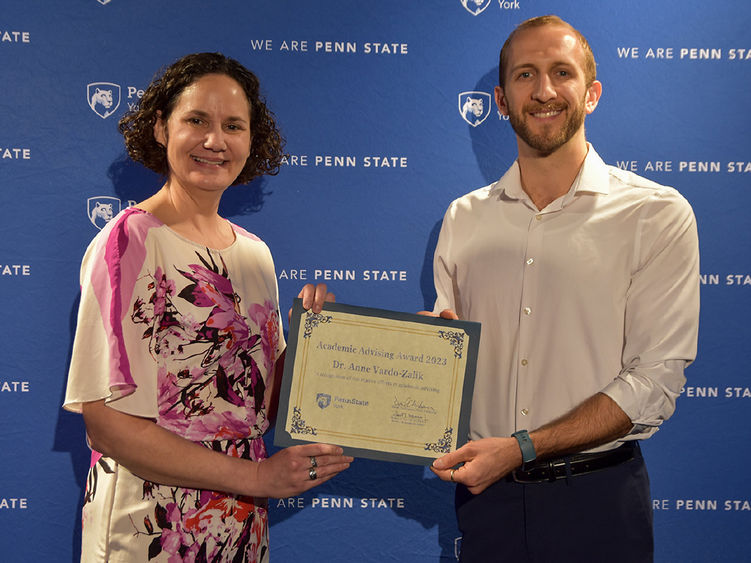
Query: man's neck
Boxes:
[{"xmin": 516, "ymin": 136, "xmax": 589, "ymax": 211}]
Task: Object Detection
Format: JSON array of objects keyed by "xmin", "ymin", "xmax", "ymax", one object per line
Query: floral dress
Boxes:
[{"xmin": 64, "ymin": 208, "xmax": 284, "ymax": 562}]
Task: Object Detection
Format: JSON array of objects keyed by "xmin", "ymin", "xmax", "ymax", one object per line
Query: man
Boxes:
[{"xmin": 429, "ymin": 15, "xmax": 699, "ymax": 562}]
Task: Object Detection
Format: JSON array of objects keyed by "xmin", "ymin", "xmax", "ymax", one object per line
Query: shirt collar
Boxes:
[{"xmin": 492, "ymin": 143, "xmax": 611, "ymax": 203}]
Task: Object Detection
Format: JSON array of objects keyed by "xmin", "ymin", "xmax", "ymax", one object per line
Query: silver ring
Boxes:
[
  {"xmin": 309, "ymin": 467, "xmax": 318, "ymax": 480},
  {"xmin": 310, "ymin": 456, "xmax": 318, "ymax": 468},
  {"xmin": 450, "ymin": 469, "xmax": 456, "ymax": 482}
]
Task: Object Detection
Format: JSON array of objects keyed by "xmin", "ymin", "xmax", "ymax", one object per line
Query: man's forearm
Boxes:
[{"xmin": 529, "ymin": 392, "xmax": 633, "ymax": 459}]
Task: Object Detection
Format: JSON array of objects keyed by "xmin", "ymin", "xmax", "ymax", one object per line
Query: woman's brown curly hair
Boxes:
[{"xmin": 118, "ymin": 52, "xmax": 285, "ymax": 185}]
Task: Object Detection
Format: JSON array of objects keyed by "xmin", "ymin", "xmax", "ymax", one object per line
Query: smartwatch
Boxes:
[{"xmin": 511, "ymin": 429, "xmax": 536, "ymax": 469}]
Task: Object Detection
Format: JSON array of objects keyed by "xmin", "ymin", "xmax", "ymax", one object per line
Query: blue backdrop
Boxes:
[{"xmin": 1, "ymin": 1, "xmax": 749, "ymax": 561}]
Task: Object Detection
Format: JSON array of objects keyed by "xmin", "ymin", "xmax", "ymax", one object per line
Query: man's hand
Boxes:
[{"xmin": 431, "ymin": 437, "xmax": 523, "ymax": 495}]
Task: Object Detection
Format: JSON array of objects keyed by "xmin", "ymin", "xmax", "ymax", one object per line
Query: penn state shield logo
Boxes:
[
  {"xmin": 87, "ymin": 82, "xmax": 121, "ymax": 119},
  {"xmin": 316, "ymin": 393, "xmax": 332, "ymax": 409},
  {"xmin": 458, "ymin": 91, "xmax": 492, "ymax": 127},
  {"xmin": 460, "ymin": 0, "xmax": 492, "ymax": 15},
  {"xmin": 87, "ymin": 196, "xmax": 121, "ymax": 230}
]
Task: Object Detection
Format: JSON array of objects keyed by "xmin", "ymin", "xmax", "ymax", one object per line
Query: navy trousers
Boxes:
[{"xmin": 455, "ymin": 445, "xmax": 653, "ymax": 562}]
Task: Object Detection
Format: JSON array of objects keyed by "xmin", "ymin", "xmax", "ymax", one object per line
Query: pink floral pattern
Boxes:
[
  {"xmin": 130, "ymin": 251, "xmax": 271, "ymax": 439},
  {"xmin": 248, "ymin": 301, "xmax": 281, "ymax": 375},
  {"xmin": 121, "ymin": 442, "xmax": 269, "ymax": 562},
  {"xmin": 84, "ymin": 247, "xmax": 280, "ymax": 561},
  {"xmin": 124, "ymin": 478, "xmax": 268, "ymax": 562}
]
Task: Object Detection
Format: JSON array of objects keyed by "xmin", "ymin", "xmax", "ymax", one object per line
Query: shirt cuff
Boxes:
[{"xmin": 601, "ymin": 359, "xmax": 688, "ymax": 440}]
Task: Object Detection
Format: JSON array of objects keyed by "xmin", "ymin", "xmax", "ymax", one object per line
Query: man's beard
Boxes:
[{"xmin": 507, "ymin": 97, "xmax": 586, "ymax": 156}]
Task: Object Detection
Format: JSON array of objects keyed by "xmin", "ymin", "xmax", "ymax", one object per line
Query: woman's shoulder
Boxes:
[
  {"xmin": 95, "ymin": 207, "xmax": 163, "ymax": 242},
  {"xmin": 229, "ymin": 222, "xmax": 263, "ymax": 244},
  {"xmin": 84, "ymin": 207, "xmax": 165, "ymax": 267},
  {"xmin": 226, "ymin": 224, "xmax": 276, "ymax": 270}
]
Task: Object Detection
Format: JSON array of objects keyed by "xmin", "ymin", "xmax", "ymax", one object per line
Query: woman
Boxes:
[{"xmin": 64, "ymin": 53, "xmax": 352, "ymax": 562}]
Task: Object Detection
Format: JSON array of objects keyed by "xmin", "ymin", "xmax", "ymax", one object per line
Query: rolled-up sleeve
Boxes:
[{"xmin": 602, "ymin": 188, "xmax": 700, "ymax": 437}]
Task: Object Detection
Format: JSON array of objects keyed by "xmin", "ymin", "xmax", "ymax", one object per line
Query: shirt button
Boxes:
[
  {"xmin": 535, "ymin": 214, "xmax": 542, "ymax": 221},
  {"xmin": 521, "ymin": 409, "xmax": 529, "ymax": 416},
  {"xmin": 523, "ymin": 307, "xmax": 532, "ymax": 315},
  {"xmin": 526, "ymin": 258, "xmax": 534, "ymax": 265},
  {"xmin": 521, "ymin": 359, "xmax": 528, "ymax": 366}
]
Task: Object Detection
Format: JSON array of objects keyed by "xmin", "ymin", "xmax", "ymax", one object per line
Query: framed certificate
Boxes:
[{"xmin": 274, "ymin": 300, "xmax": 480, "ymax": 465}]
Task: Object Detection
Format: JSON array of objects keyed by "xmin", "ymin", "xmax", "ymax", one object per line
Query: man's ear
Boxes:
[
  {"xmin": 494, "ymin": 86, "xmax": 509, "ymax": 116},
  {"xmin": 584, "ymin": 81, "xmax": 602, "ymax": 115}
]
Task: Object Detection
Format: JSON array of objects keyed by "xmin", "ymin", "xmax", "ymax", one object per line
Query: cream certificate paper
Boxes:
[{"xmin": 274, "ymin": 300, "xmax": 480, "ymax": 465}]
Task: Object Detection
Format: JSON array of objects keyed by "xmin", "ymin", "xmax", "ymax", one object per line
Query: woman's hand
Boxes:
[
  {"xmin": 290, "ymin": 283, "xmax": 335, "ymax": 322},
  {"xmin": 83, "ymin": 400, "xmax": 353, "ymax": 498},
  {"xmin": 256, "ymin": 443, "xmax": 353, "ymax": 498}
]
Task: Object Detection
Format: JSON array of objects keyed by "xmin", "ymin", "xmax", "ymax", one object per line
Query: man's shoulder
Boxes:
[
  {"xmin": 604, "ymin": 164, "xmax": 692, "ymax": 209},
  {"xmin": 605, "ymin": 164, "xmax": 667, "ymax": 191},
  {"xmin": 445, "ymin": 182, "xmax": 499, "ymax": 212}
]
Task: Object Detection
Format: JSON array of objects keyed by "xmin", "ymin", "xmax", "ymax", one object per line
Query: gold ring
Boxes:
[{"xmin": 450, "ymin": 468, "xmax": 456, "ymax": 482}]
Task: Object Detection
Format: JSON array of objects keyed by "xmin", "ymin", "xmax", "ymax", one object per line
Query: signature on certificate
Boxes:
[{"xmin": 392, "ymin": 396, "xmax": 437, "ymax": 414}]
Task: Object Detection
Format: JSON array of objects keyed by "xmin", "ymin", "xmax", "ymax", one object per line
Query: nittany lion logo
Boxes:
[
  {"xmin": 458, "ymin": 91, "xmax": 492, "ymax": 127},
  {"xmin": 87, "ymin": 82, "xmax": 121, "ymax": 119},
  {"xmin": 460, "ymin": 0, "xmax": 492, "ymax": 15},
  {"xmin": 87, "ymin": 196, "xmax": 121, "ymax": 230},
  {"xmin": 316, "ymin": 393, "xmax": 332, "ymax": 410}
]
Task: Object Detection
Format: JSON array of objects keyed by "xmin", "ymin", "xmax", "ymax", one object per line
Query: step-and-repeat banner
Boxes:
[{"xmin": 1, "ymin": 1, "xmax": 749, "ymax": 561}]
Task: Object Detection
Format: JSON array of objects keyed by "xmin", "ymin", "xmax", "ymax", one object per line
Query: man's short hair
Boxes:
[{"xmin": 498, "ymin": 15, "xmax": 597, "ymax": 88}]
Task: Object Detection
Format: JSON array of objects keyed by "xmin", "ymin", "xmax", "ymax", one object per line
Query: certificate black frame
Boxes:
[{"xmin": 274, "ymin": 300, "xmax": 480, "ymax": 465}]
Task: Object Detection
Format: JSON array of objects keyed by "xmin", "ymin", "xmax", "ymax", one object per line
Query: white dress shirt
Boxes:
[{"xmin": 433, "ymin": 145, "xmax": 699, "ymax": 450}]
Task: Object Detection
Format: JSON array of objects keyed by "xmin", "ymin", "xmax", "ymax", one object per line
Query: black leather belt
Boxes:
[{"xmin": 507, "ymin": 442, "xmax": 637, "ymax": 484}]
